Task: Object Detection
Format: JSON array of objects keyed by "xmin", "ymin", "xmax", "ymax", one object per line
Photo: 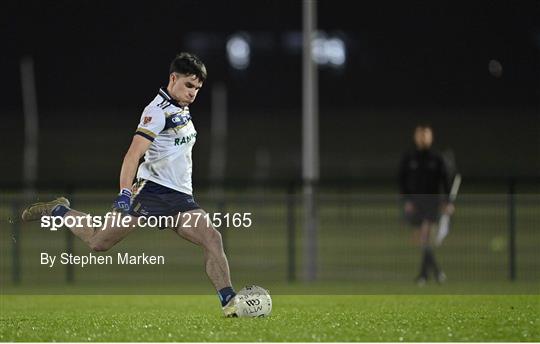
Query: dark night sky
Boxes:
[
  {"xmin": 3, "ymin": 0, "xmax": 539, "ymax": 113},
  {"xmin": 1, "ymin": 1, "xmax": 539, "ymax": 184}
]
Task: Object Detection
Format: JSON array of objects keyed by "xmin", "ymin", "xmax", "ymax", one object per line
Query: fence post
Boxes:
[
  {"xmin": 508, "ymin": 178, "xmax": 516, "ymax": 281},
  {"xmin": 11, "ymin": 201, "xmax": 21, "ymax": 285},
  {"xmin": 65, "ymin": 227, "xmax": 74, "ymax": 283},
  {"xmin": 287, "ymin": 182, "xmax": 296, "ymax": 283},
  {"xmin": 65, "ymin": 188, "xmax": 74, "ymax": 283}
]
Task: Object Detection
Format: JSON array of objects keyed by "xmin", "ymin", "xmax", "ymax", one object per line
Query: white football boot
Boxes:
[{"xmin": 222, "ymin": 295, "xmax": 240, "ymax": 317}]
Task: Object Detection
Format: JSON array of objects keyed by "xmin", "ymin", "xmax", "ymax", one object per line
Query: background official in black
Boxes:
[{"xmin": 399, "ymin": 124, "xmax": 455, "ymax": 285}]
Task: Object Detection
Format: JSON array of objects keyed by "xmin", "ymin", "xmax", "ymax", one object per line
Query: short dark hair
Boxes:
[
  {"xmin": 415, "ymin": 123, "xmax": 432, "ymax": 131},
  {"xmin": 169, "ymin": 52, "xmax": 207, "ymax": 82}
]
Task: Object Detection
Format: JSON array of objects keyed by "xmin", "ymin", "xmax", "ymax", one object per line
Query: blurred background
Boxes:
[{"xmin": 1, "ymin": 0, "xmax": 539, "ymax": 293}]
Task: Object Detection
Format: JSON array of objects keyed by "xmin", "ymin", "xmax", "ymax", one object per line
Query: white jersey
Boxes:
[{"xmin": 135, "ymin": 88, "xmax": 197, "ymax": 195}]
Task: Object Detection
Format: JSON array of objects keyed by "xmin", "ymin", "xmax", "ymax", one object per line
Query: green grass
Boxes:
[
  {"xmin": 1, "ymin": 294, "xmax": 539, "ymax": 342},
  {"xmin": 1, "ymin": 192, "xmax": 538, "ymax": 341}
]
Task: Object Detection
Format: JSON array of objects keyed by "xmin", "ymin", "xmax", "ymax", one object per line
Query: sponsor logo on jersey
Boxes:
[
  {"xmin": 174, "ymin": 132, "xmax": 197, "ymax": 146},
  {"xmin": 165, "ymin": 112, "xmax": 192, "ymax": 131},
  {"xmin": 171, "ymin": 116, "xmax": 184, "ymax": 123}
]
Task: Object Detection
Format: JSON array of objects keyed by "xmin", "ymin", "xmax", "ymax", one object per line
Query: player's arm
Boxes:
[
  {"xmin": 112, "ymin": 136, "xmax": 152, "ymax": 213},
  {"xmin": 119, "ymin": 135, "xmax": 152, "ymax": 190},
  {"xmin": 113, "ymin": 107, "xmax": 165, "ymax": 213},
  {"xmin": 398, "ymin": 154, "xmax": 414, "ymax": 213},
  {"xmin": 398, "ymin": 154, "xmax": 410, "ymax": 196}
]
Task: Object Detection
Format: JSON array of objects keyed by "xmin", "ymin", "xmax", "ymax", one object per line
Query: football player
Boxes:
[{"xmin": 22, "ymin": 52, "xmax": 239, "ymax": 316}]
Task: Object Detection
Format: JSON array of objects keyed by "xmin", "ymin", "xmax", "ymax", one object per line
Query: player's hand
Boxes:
[
  {"xmin": 112, "ymin": 188, "xmax": 132, "ymax": 213},
  {"xmin": 443, "ymin": 203, "xmax": 455, "ymax": 215},
  {"xmin": 404, "ymin": 201, "xmax": 415, "ymax": 214}
]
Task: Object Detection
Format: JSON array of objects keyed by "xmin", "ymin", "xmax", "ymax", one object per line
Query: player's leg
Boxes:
[
  {"xmin": 63, "ymin": 210, "xmax": 138, "ymax": 251},
  {"xmin": 415, "ymin": 219, "xmax": 431, "ymax": 285},
  {"xmin": 419, "ymin": 219, "xmax": 431, "ymax": 245},
  {"xmin": 426, "ymin": 220, "xmax": 445, "ymax": 283},
  {"xmin": 407, "ymin": 200, "xmax": 428, "ymax": 284},
  {"xmin": 173, "ymin": 208, "xmax": 236, "ymax": 314},
  {"xmin": 174, "ymin": 209, "xmax": 233, "ymax": 289},
  {"xmin": 418, "ymin": 219, "xmax": 445, "ymax": 284},
  {"xmin": 426, "ymin": 200, "xmax": 446, "ymax": 283},
  {"xmin": 22, "ymin": 197, "xmax": 137, "ymax": 251}
]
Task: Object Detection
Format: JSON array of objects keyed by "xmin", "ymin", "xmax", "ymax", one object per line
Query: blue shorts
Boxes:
[{"xmin": 129, "ymin": 179, "xmax": 200, "ymax": 217}]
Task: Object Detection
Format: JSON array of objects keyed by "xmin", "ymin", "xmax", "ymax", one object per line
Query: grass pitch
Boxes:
[{"xmin": 1, "ymin": 294, "xmax": 538, "ymax": 342}]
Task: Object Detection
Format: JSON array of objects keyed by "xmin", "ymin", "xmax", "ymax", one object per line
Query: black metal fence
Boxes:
[{"xmin": 1, "ymin": 179, "xmax": 538, "ymax": 294}]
